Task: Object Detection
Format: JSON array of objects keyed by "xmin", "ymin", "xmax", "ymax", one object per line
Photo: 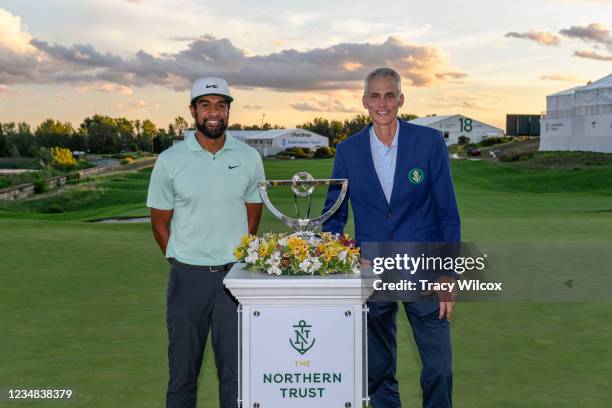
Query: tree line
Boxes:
[
  {"xmin": 0, "ymin": 115, "xmax": 191, "ymax": 158},
  {"xmin": 297, "ymin": 113, "xmax": 417, "ymax": 146},
  {"xmin": 0, "ymin": 113, "xmax": 418, "ymax": 158}
]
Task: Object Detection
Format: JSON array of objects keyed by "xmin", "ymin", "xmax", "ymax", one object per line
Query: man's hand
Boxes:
[{"xmin": 436, "ymin": 276, "xmax": 457, "ymax": 321}]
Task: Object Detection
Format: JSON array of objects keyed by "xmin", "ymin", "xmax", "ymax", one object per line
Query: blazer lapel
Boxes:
[
  {"xmin": 389, "ymin": 120, "xmax": 417, "ymax": 206},
  {"xmin": 356, "ymin": 126, "xmax": 388, "ymax": 205}
]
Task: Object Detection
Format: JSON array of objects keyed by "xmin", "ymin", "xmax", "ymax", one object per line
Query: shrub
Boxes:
[
  {"xmin": 457, "ymin": 135, "xmax": 470, "ymax": 145},
  {"xmin": 67, "ymin": 172, "xmax": 81, "ymax": 182},
  {"xmin": 73, "ymin": 159, "xmax": 93, "ymax": 170},
  {"xmin": 479, "ymin": 137, "xmax": 509, "ymax": 147},
  {"xmin": 8, "ymin": 144, "xmax": 20, "ymax": 158},
  {"xmin": 36, "ymin": 147, "xmax": 53, "ymax": 164},
  {"xmin": 32, "ymin": 173, "xmax": 47, "ymax": 194},
  {"xmin": 314, "ymin": 146, "xmax": 335, "ymax": 158},
  {"xmin": 0, "ymin": 176, "xmax": 10, "ymax": 189},
  {"xmin": 498, "ymin": 151, "xmax": 533, "ymax": 162},
  {"xmin": 279, "ymin": 148, "xmax": 308, "ymax": 158},
  {"xmin": 44, "ymin": 204, "xmax": 65, "ymax": 213},
  {"xmin": 285, "ymin": 147, "xmax": 305, "ymax": 155},
  {"xmin": 50, "ymin": 147, "xmax": 77, "ymax": 170}
]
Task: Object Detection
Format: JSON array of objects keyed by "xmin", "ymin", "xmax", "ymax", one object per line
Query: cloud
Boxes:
[
  {"xmin": 560, "ymin": 23, "xmax": 612, "ymax": 50},
  {"xmin": 129, "ymin": 100, "xmax": 148, "ymax": 108},
  {"xmin": 285, "ymin": 13, "xmax": 318, "ymax": 26},
  {"xmin": 0, "ymin": 8, "xmax": 45, "ymax": 85},
  {"xmin": 541, "ymin": 73, "xmax": 586, "ymax": 82},
  {"xmin": 505, "ymin": 31, "xmax": 560, "ymax": 46},
  {"xmin": 435, "ymin": 71, "xmax": 468, "ymax": 81},
  {"xmin": 31, "ymin": 39, "xmax": 123, "ymax": 68},
  {"xmin": 429, "ymin": 91, "xmax": 496, "ymax": 111},
  {"xmin": 0, "ymin": 9, "xmax": 36, "ymax": 53},
  {"xmin": 168, "ymin": 35, "xmax": 206, "ymax": 42},
  {"xmin": 573, "ymin": 49, "xmax": 612, "ymax": 60},
  {"xmin": 121, "ymin": 100, "xmax": 159, "ymax": 109},
  {"xmin": 0, "ymin": 84, "xmax": 16, "ymax": 97},
  {"xmin": 290, "ymin": 98, "xmax": 358, "ymax": 113},
  {"xmin": 243, "ymin": 104, "xmax": 263, "ymax": 109},
  {"xmin": 505, "ymin": 23, "xmax": 612, "ymax": 61},
  {"xmin": 0, "ymin": 12, "xmax": 464, "ymax": 94},
  {"xmin": 75, "ymin": 82, "xmax": 133, "ymax": 95}
]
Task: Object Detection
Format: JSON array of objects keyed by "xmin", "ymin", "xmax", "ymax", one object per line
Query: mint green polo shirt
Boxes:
[{"xmin": 147, "ymin": 133, "xmax": 265, "ymax": 265}]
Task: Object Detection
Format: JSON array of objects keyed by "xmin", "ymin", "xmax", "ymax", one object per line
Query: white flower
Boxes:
[
  {"xmin": 278, "ymin": 237, "xmax": 288, "ymax": 246},
  {"xmin": 338, "ymin": 250, "xmax": 348, "ymax": 261},
  {"xmin": 270, "ymin": 251, "xmax": 281, "ymax": 262},
  {"xmin": 245, "ymin": 251, "xmax": 259, "ymax": 264},
  {"xmin": 267, "ymin": 264, "xmax": 282, "ymax": 275},
  {"xmin": 299, "ymin": 258, "xmax": 312, "ymax": 273},
  {"xmin": 352, "ymin": 266, "xmax": 360, "ymax": 274},
  {"xmin": 248, "ymin": 239, "xmax": 260, "ymax": 251},
  {"xmin": 309, "ymin": 258, "xmax": 322, "ymax": 273}
]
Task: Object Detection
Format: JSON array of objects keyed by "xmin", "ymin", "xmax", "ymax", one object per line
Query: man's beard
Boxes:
[{"xmin": 196, "ymin": 118, "xmax": 227, "ymax": 139}]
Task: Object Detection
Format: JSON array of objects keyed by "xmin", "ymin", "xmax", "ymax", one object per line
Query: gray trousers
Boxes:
[{"xmin": 166, "ymin": 260, "xmax": 238, "ymax": 408}]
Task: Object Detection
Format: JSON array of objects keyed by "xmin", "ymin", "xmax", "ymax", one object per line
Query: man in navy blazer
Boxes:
[{"xmin": 323, "ymin": 68, "xmax": 460, "ymax": 408}]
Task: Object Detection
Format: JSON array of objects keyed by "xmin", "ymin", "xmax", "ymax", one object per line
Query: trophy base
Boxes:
[{"xmin": 288, "ymin": 230, "xmax": 323, "ymax": 242}]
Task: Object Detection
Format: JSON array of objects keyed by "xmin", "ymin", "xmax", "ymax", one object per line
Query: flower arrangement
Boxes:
[{"xmin": 234, "ymin": 232, "xmax": 360, "ymax": 276}]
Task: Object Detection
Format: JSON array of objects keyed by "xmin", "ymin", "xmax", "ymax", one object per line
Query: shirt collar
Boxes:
[
  {"xmin": 370, "ymin": 119, "xmax": 399, "ymax": 150},
  {"xmin": 187, "ymin": 131, "xmax": 236, "ymax": 152}
]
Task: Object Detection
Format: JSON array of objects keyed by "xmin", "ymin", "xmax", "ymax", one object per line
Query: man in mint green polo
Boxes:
[{"xmin": 147, "ymin": 76, "xmax": 264, "ymax": 408}]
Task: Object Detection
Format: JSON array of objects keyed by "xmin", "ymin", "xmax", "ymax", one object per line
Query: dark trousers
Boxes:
[
  {"xmin": 368, "ymin": 301, "xmax": 452, "ymax": 408},
  {"xmin": 166, "ymin": 261, "xmax": 238, "ymax": 408}
]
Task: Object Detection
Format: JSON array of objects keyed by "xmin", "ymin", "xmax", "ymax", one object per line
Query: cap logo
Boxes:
[{"xmin": 206, "ymin": 84, "xmax": 218, "ymax": 89}]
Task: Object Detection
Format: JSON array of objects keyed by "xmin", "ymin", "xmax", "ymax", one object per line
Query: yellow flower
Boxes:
[
  {"xmin": 294, "ymin": 246, "xmax": 309, "ymax": 261},
  {"xmin": 240, "ymin": 235, "xmax": 252, "ymax": 247},
  {"xmin": 323, "ymin": 245, "xmax": 340, "ymax": 262},
  {"xmin": 234, "ymin": 247, "xmax": 245, "ymax": 260},
  {"xmin": 286, "ymin": 236, "xmax": 305, "ymax": 250},
  {"xmin": 258, "ymin": 240, "xmax": 275, "ymax": 257}
]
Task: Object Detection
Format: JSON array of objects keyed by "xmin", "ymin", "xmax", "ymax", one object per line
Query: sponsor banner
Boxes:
[{"xmin": 249, "ymin": 306, "xmax": 355, "ymax": 407}]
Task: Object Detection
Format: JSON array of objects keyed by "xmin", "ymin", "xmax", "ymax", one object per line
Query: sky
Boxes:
[{"xmin": 0, "ymin": 0, "xmax": 611, "ymax": 130}]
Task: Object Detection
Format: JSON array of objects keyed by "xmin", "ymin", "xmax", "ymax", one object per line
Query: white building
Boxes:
[
  {"xmin": 408, "ymin": 114, "xmax": 504, "ymax": 145},
  {"xmin": 179, "ymin": 128, "xmax": 329, "ymax": 157},
  {"xmin": 540, "ymin": 73, "xmax": 612, "ymax": 153},
  {"xmin": 236, "ymin": 128, "xmax": 329, "ymax": 156}
]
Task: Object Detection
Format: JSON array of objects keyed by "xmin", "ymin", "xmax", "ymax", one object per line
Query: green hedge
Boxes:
[
  {"xmin": 479, "ymin": 137, "xmax": 512, "ymax": 147},
  {"xmin": 314, "ymin": 146, "xmax": 335, "ymax": 158}
]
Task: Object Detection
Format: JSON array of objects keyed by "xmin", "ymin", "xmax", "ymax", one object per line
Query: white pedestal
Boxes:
[{"xmin": 224, "ymin": 264, "xmax": 375, "ymax": 408}]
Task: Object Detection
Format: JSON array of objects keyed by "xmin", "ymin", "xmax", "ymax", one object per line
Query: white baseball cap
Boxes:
[{"xmin": 190, "ymin": 76, "xmax": 233, "ymax": 104}]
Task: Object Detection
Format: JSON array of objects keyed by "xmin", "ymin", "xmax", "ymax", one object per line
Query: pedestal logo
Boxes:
[{"xmin": 290, "ymin": 320, "xmax": 316, "ymax": 355}]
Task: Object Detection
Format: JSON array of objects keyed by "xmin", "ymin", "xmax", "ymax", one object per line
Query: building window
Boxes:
[{"xmin": 443, "ymin": 132, "xmax": 449, "ymax": 140}]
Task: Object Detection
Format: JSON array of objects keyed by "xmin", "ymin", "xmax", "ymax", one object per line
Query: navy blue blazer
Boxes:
[{"xmin": 322, "ymin": 119, "xmax": 460, "ymax": 245}]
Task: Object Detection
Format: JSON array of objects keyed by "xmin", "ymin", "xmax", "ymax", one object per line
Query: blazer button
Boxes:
[{"xmin": 387, "ymin": 211, "xmax": 392, "ymax": 218}]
